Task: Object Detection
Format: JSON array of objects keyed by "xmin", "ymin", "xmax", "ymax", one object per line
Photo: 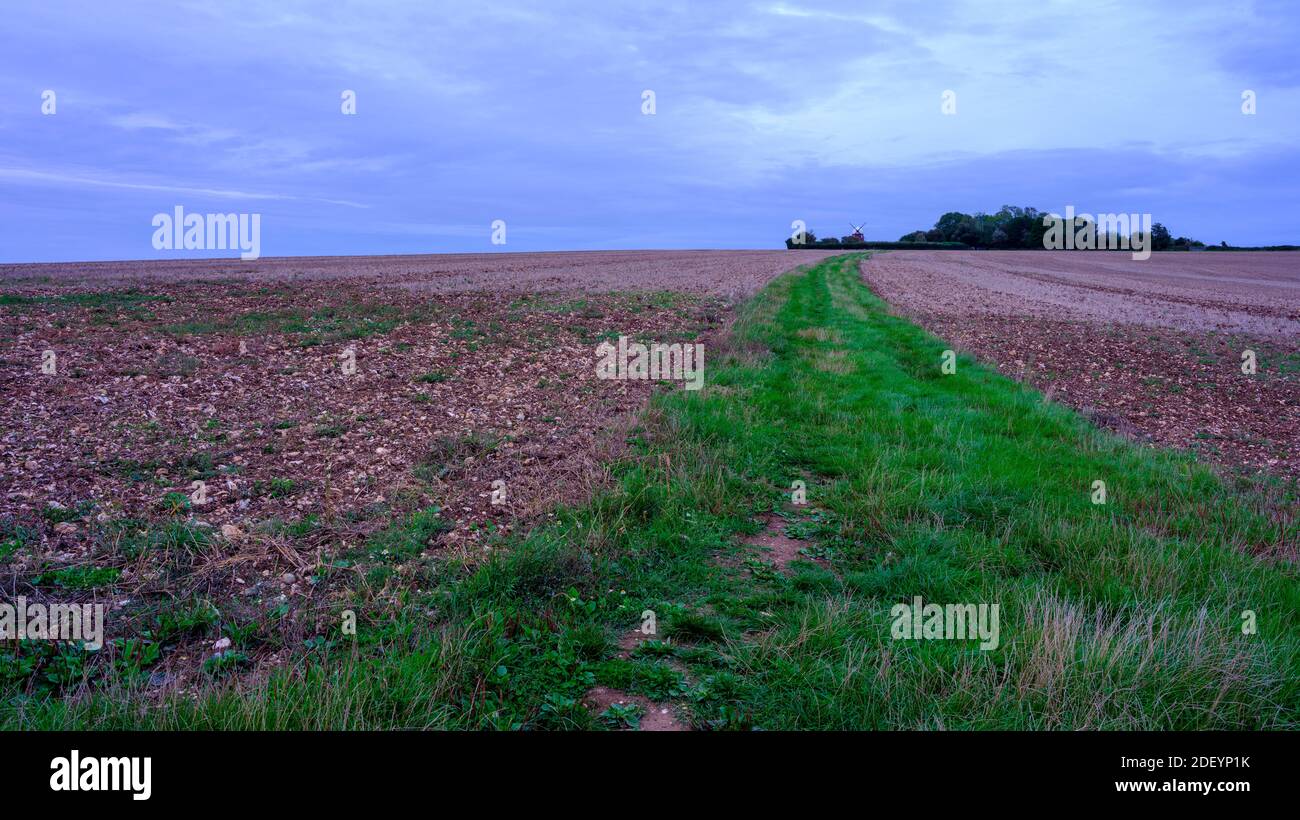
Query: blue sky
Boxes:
[{"xmin": 2, "ymin": 0, "xmax": 1297, "ymax": 262}]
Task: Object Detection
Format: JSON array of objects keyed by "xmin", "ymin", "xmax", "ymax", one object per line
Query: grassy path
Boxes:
[{"xmin": 7, "ymin": 253, "xmax": 1297, "ymax": 729}]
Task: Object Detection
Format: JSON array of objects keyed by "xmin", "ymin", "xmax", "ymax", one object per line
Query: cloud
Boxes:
[
  {"xmin": 106, "ymin": 112, "xmax": 187, "ymax": 131},
  {"xmin": 0, "ymin": 166, "xmax": 369, "ymax": 208}
]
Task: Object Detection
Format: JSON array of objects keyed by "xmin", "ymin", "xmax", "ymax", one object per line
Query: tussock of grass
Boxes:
[{"xmin": 413, "ymin": 432, "xmax": 501, "ymax": 483}]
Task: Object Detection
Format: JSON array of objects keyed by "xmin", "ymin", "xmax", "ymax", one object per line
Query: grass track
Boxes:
[{"xmin": 5, "ymin": 253, "xmax": 1296, "ymax": 730}]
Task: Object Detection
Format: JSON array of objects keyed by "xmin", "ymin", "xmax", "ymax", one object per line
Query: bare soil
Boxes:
[
  {"xmin": 0, "ymin": 250, "xmax": 838, "ymax": 299},
  {"xmin": 583, "ymin": 686, "xmax": 686, "ymax": 731},
  {"xmin": 743, "ymin": 513, "xmax": 811, "ymax": 571}
]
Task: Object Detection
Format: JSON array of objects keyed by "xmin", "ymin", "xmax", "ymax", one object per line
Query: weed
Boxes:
[
  {"xmin": 598, "ymin": 702, "xmax": 643, "ymax": 730},
  {"xmin": 36, "ymin": 566, "xmax": 122, "ymax": 589}
]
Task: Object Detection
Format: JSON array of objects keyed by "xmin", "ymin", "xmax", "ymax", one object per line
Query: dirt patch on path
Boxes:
[
  {"xmin": 617, "ymin": 628, "xmax": 661, "ymax": 658},
  {"xmin": 744, "ymin": 513, "xmax": 811, "ymax": 571},
  {"xmin": 584, "ymin": 686, "xmax": 687, "ymax": 731}
]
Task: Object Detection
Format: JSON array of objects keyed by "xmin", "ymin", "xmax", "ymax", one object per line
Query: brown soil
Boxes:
[
  {"xmin": 0, "ymin": 250, "xmax": 838, "ymax": 299},
  {"xmin": 743, "ymin": 513, "xmax": 811, "ymax": 571},
  {"xmin": 583, "ymin": 686, "xmax": 686, "ymax": 732},
  {"xmin": 618, "ymin": 628, "xmax": 660, "ymax": 658},
  {"xmin": 862, "ymin": 250, "xmax": 1300, "ymax": 337},
  {"xmin": 0, "ymin": 285, "xmax": 721, "ymax": 555}
]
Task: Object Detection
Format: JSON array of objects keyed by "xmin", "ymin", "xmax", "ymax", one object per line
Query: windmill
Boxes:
[{"xmin": 848, "ymin": 223, "xmax": 865, "ymax": 242}]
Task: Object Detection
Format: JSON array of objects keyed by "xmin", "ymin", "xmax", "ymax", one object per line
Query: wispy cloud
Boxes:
[
  {"xmin": 106, "ymin": 112, "xmax": 187, "ymax": 131},
  {"xmin": 0, "ymin": 166, "xmax": 369, "ymax": 208}
]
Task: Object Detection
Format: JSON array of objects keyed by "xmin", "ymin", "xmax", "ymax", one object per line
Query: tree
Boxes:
[
  {"xmin": 934, "ymin": 211, "xmax": 970, "ymax": 242},
  {"xmin": 1151, "ymin": 223, "xmax": 1172, "ymax": 251}
]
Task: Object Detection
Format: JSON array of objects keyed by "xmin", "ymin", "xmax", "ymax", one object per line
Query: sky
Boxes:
[{"xmin": 1, "ymin": 0, "xmax": 1298, "ymax": 262}]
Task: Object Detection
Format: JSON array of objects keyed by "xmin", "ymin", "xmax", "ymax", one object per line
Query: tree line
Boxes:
[
  {"xmin": 787, "ymin": 205, "xmax": 1210, "ymax": 250},
  {"xmin": 896, "ymin": 206, "xmax": 1205, "ymax": 250}
]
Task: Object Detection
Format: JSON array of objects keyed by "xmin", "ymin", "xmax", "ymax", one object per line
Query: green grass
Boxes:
[
  {"xmin": 357, "ymin": 506, "xmax": 451, "ymax": 563},
  {"xmin": 3, "ymin": 254, "xmax": 1296, "ymax": 730},
  {"xmin": 253, "ymin": 478, "xmax": 297, "ymax": 498},
  {"xmin": 0, "ymin": 290, "xmax": 170, "ymax": 308},
  {"xmin": 162, "ymin": 301, "xmax": 431, "ymax": 342},
  {"xmin": 35, "ymin": 566, "xmax": 122, "ymax": 590},
  {"xmin": 0, "ymin": 289, "xmax": 170, "ymax": 329},
  {"xmin": 115, "ymin": 520, "xmax": 212, "ymax": 560}
]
